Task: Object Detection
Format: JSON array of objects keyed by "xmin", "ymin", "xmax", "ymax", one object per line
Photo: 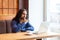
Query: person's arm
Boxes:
[
  {"xmin": 11, "ymin": 20, "xmax": 21, "ymax": 33},
  {"xmin": 26, "ymin": 22, "xmax": 34, "ymax": 31}
]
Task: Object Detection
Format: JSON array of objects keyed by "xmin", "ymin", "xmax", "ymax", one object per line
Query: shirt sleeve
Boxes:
[
  {"xmin": 11, "ymin": 20, "xmax": 21, "ymax": 33},
  {"xmin": 26, "ymin": 22, "xmax": 34, "ymax": 31}
]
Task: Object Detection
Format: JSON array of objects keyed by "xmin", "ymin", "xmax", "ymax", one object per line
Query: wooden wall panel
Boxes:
[
  {"xmin": 14, "ymin": 9, "xmax": 17, "ymax": 14},
  {"xmin": 0, "ymin": 15, "xmax": 15, "ymax": 20},
  {"xmin": 14, "ymin": 0, "xmax": 17, "ymax": 8},
  {"xmin": 3, "ymin": 9, "xmax": 8, "ymax": 15},
  {"xmin": 3, "ymin": 0, "xmax": 8, "ymax": 8},
  {"xmin": 0, "ymin": 0, "xmax": 18, "ymax": 20},
  {"xmin": 9, "ymin": 0, "xmax": 14, "ymax": 8},
  {"xmin": 9, "ymin": 9, "xmax": 14, "ymax": 15},
  {"xmin": 0, "ymin": 9, "xmax": 2, "ymax": 15},
  {"xmin": 0, "ymin": 0, "xmax": 2, "ymax": 8}
]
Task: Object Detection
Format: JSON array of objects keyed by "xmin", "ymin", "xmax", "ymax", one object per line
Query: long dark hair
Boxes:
[{"xmin": 12, "ymin": 9, "xmax": 28, "ymax": 23}]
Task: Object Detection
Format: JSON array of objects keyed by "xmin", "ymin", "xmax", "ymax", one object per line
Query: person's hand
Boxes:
[
  {"xmin": 23, "ymin": 19, "xmax": 28, "ymax": 24},
  {"xmin": 23, "ymin": 19, "xmax": 28, "ymax": 23},
  {"xmin": 20, "ymin": 19, "xmax": 28, "ymax": 23}
]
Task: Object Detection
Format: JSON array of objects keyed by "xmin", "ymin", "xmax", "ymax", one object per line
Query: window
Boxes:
[
  {"xmin": 47, "ymin": 0, "xmax": 60, "ymax": 23},
  {"xmin": 29, "ymin": 0, "xmax": 43, "ymax": 31}
]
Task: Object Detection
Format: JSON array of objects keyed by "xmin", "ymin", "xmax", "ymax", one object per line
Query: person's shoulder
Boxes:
[
  {"xmin": 12, "ymin": 20, "xmax": 16, "ymax": 22},
  {"xmin": 11, "ymin": 20, "xmax": 17, "ymax": 23}
]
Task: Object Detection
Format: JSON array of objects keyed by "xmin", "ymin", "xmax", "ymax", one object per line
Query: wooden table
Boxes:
[{"xmin": 0, "ymin": 32, "xmax": 60, "ymax": 40}]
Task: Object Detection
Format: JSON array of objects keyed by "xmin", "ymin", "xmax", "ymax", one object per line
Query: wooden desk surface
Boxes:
[{"xmin": 0, "ymin": 32, "xmax": 60, "ymax": 40}]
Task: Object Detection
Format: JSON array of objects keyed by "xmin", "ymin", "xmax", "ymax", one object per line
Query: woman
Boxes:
[{"xmin": 11, "ymin": 9, "xmax": 34, "ymax": 33}]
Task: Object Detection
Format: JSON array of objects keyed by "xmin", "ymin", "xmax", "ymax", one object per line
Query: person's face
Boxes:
[{"xmin": 21, "ymin": 10, "xmax": 27, "ymax": 19}]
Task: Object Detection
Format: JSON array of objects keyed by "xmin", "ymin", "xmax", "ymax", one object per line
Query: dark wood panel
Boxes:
[
  {"xmin": 19, "ymin": 0, "xmax": 23, "ymax": 9},
  {"xmin": 37, "ymin": 39, "xmax": 42, "ymax": 40},
  {"xmin": 23, "ymin": 0, "xmax": 28, "ymax": 10}
]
